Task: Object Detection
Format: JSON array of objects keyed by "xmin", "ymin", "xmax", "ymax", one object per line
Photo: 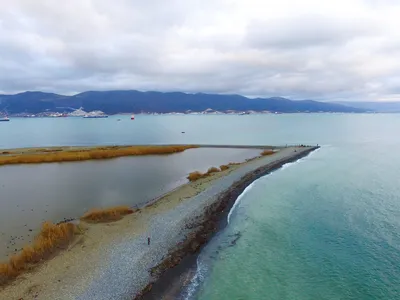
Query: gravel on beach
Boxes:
[
  {"xmin": 0, "ymin": 146, "xmax": 316, "ymax": 300},
  {"xmin": 76, "ymin": 147, "xmax": 313, "ymax": 300}
]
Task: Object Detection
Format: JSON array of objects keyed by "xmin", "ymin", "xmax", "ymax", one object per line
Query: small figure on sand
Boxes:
[{"xmin": 148, "ymin": 237, "xmax": 151, "ymax": 245}]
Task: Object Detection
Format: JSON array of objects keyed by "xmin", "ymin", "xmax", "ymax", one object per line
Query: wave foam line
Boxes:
[
  {"xmin": 182, "ymin": 256, "xmax": 207, "ymax": 300},
  {"xmin": 227, "ymin": 181, "xmax": 256, "ymax": 224},
  {"xmin": 279, "ymin": 146, "xmax": 321, "ymax": 171},
  {"xmin": 183, "ymin": 147, "xmax": 321, "ymax": 299},
  {"xmin": 228, "ymin": 147, "xmax": 321, "ymax": 223}
]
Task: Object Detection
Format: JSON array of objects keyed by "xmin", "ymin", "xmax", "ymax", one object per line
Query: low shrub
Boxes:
[
  {"xmin": 0, "ymin": 221, "xmax": 77, "ymax": 286},
  {"xmin": 187, "ymin": 171, "xmax": 204, "ymax": 182},
  {"xmin": 81, "ymin": 206, "xmax": 135, "ymax": 223},
  {"xmin": 187, "ymin": 166, "xmax": 222, "ymax": 182},
  {"xmin": 220, "ymin": 165, "xmax": 229, "ymax": 171},
  {"xmin": 206, "ymin": 167, "xmax": 220, "ymax": 174},
  {"xmin": 261, "ymin": 149, "xmax": 275, "ymax": 156}
]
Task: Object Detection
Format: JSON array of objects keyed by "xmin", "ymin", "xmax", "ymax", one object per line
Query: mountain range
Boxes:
[{"xmin": 0, "ymin": 90, "xmax": 367, "ymax": 114}]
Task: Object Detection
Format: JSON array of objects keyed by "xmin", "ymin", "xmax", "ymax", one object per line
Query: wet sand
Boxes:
[{"xmin": 0, "ymin": 146, "xmax": 317, "ymax": 300}]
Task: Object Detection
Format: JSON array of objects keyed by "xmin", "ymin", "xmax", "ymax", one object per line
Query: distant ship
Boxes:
[
  {"xmin": 83, "ymin": 115, "xmax": 108, "ymax": 118},
  {"xmin": 49, "ymin": 112, "xmax": 68, "ymax": 117},
  {"xmin": 0, "ymin": 116, "xmax": 10, "ymax": 122},
  {"xmin": 69, "ymin": 108, "xmax": 87, "ymax": 117},
  {"xmin": 131, "ymin": 114, "xmax": 135, "ymax": 120},
  {"xmin": 83, "ymin": 110, "xmax": 108, "ymax": 118}
]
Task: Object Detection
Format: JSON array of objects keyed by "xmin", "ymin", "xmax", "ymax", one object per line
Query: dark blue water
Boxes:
[{"xmin": 1, "ymin": 114, "xmax": 400, "ymax": 299}]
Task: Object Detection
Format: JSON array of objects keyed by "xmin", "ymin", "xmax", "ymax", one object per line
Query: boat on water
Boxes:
[
  {"xmin": 0, "ymin": 117, "xmax": 10, "ymax": 122},
  {"xmin": 131, "ymin": 114, "xmax": 135, "ymax": 120},
  {"xmin": 83, "ymin": 110, "xmax": 108, "ymax": 118},
  {"xmin": 49, "ymin": 113, "xmax": 68, "ymax": 117},
  {"xmin": 69, "ymin": 108, "xmax": 87, "ymax": 117},
  {"xmin": 83, "ymin": 115, "xmax": 108, "ymax": 118}
]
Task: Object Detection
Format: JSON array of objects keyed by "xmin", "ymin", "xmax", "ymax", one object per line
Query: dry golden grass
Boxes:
[
  {"xmin": 0, "ymin": 145, "xmax": 196, "ymax": 166},
  {"xmin": 80, "ymin": 206, "xmax": 135, "ymax": 223},
  {"xmin": 0, "ymin": 221, "xmax": 77, "ymax": 286},
  {"xmin": 261, "ymin": 149, "xmax": 275, "ymax": 156},
  {"xmin": 187, "ymin": 166, "xmax": 224, "ymax": 182},
  {"xmin": 220, "ymin": 165, "xmax": 230, "ymax": 171},
  {"xmin": 187, "ymin": 171, "xmax": 204, "ymax": 182},
  {"xmin": 206, "ymin": 167, "xmax": 220, "ymax": 174},
  {"xmin": 187, "ymin": 159, "xmax": 255, "ymax": 182}
]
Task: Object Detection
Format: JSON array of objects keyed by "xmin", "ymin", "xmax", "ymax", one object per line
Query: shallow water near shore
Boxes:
[
  {"xmin": 183, "ymin": 122, "xmax": 400, "ymax": 299},
  {"xmin": 1, "ymin": 114, "xmax": 400, "ymax": 299}
]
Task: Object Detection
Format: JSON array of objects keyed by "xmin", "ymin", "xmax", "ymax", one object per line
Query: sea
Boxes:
[{"xmin": 1, "ymin": 114, "xmax": 400, "ymax": 299}]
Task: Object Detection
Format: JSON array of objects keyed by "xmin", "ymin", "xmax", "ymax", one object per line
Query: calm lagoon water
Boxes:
[
  {"xmin": 1, "ymin": 114, "xmax": 400, "ymax": 299},
  {"xmin": 0, "ymin": 147, "xmax": 259, "ymax": 259}
]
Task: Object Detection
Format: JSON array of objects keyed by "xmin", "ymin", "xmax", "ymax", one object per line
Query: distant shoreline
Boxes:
[{"xmin": 6, "ymin": 111, "xmax": 373, "ymax": 118}]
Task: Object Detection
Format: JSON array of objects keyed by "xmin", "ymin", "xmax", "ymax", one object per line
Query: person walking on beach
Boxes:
[{"xmin": 148, "ymin": 236, "xmax": 151, "ymax": 245}]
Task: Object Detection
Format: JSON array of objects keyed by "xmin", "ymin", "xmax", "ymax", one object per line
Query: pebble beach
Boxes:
[{"xmin": 0, "ymin": 146, "xmax": 317, "ymax": 300}]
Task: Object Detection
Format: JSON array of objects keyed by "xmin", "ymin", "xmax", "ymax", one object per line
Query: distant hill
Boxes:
[
  {"xmin": 336, "ymin": 101, "xmax": 400, "ymax": 113},
  {"xmin": 0, "ymin": 90, "xmax": 366, "ymax": 114}
]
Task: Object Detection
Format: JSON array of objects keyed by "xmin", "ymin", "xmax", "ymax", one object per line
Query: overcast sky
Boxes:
[{"xmin": 1, "ymin": 0, "xmax": 400, "ymax": 101}]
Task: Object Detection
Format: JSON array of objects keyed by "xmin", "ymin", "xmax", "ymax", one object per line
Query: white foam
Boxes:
[
  {"xmin": 280, "ymin": 157, "xmax": 304, "ymax": 170},
  {"xmin": 228, "ymin": 147, "xmax": 322, "ymax": 223},
  {"xmin": 182, "ymin": 257, "xmax": 207, "ymax": 300},
  {"xmin": 227, "ymin": 181, "xmax": 256, "ymax": 224},
  {"xmin": 280, "ymin": 161, "xmax": 296, "ymax": 170},
  {"xmin": 183, "ymin": 147, "xmax": 322, "ymax": 299},
  {"xmin": 280, "ymin": 147, "xmax": 321, "ymax": 171}
]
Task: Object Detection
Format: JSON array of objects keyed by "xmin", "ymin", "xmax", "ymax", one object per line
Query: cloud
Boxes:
[
  {"xmin": 245, "ymin": 14, "xmax": 379, "ymax": 49},
  {"xmin": 1, "ymin": 0, "xmax": 400, "ymax": 101}
]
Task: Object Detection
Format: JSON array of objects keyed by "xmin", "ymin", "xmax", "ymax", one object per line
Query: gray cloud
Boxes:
[
  {"xmin": 1, "ymin": 0, "xmax": 400, "ymax": 101},
  {"xmin": 245, "ymin": 15, "xmax": 380, "ymax": 49}
]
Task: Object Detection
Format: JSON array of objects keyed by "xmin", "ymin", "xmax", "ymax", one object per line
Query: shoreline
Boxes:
[
  {"xmin": 138, "ymin": 146, "xmax": 319, "ymax": 299},
  {"xmin": 0, "ymin": 146, "xmax": 318, "ymax": 300}
]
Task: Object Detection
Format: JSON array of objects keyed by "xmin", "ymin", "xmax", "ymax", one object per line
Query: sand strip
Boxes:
[{"xmin": 0, "ymin": 146, "xmax": 318, "ymax": 300}]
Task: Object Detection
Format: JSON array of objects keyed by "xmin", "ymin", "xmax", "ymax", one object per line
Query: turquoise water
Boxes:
[
  {"xmin": 182, "ymin": 115, "xmax": 400, "ymax": 300},
  {"xmin": 1, "ymin": 114, "xmax": 400, "ymax": 299}
]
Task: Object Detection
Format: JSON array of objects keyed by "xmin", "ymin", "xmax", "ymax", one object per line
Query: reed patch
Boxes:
[
  {"xmin": 0, "ymin": 145, "xmax": 197, "ymax": 166},
  {"xmin": 261, "ymin": 149, "xmax": 275, "ymax": 156},
  {"xmin": 0, "ymin": 222, "xmax": 78, "ymax": 286},
  {"xmin": 80, "ymin": 206, "xmax": 135, "ymax": 223},
  {"xmin": 187, "ymin": 166, "xmax": 229, "ymax": 182}
]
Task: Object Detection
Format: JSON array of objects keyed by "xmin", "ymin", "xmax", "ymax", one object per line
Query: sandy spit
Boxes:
[{"xmin": 0, "ymin": 146, "xmax": 316, "ymax": 300}]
